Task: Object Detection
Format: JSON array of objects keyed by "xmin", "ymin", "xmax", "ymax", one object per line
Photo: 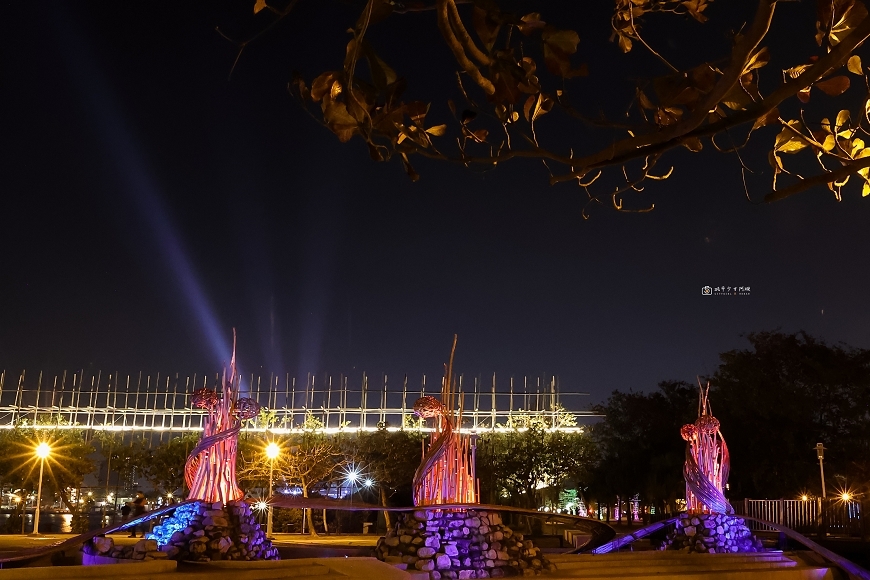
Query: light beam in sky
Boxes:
[{"xmin": 54, "ymin": 11, "xmax": 230, "ymax": 364}]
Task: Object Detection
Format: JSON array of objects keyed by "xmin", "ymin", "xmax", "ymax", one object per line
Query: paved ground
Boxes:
[
  {"xmin": 268, "ymin": 534, "xmax": 380, "ymax": 547},
  {"xmin": 0, "ymin": 532, "xmax": 380, "ymax": 553}
]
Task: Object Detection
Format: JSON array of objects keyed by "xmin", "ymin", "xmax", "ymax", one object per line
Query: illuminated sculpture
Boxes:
[
  {"xmin": 412, "ymin": 335, "xmax": 478, "ymax": 506},
  {"xmin": 378, "ymin": 337, "xmax": 556, "ymax": 574},
  {"xmin": 661, "ymin": 382, "xmax": 764, "ymax": 553},
  {"xmin": 185, "ymin": 331, "xmax": 261, "ymax": 503},
  {"xmin": 681, "ymin": 382, "xmax": 732, "ymax": 515}
]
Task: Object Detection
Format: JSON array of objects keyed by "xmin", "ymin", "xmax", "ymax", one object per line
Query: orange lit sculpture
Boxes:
[
  {"xmin": 681, "ymin": 382, "xmax": 732, "ymax": 514},
  {"xmin": 185, "ymin": 331, "xmax": 260, "ymax": 503},
  {"xmin": 412, "ymin": 335, "xmax": 478, "ymax": 506}
]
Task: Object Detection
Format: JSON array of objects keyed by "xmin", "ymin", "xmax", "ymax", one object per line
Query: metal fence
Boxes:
[
  {"xmin": 734, "ymin": 498, "xmax": 864, "ymax": 537},
  {"xmin": 0, "ymin": 369, "xmax": 596, "ymax": 437}
]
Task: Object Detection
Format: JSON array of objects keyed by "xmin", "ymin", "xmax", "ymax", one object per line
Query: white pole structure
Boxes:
[
  {"xmin": 31, "ymin": 442, "xmax": 50, "ymax": 536},
  {"xmin": 265, "ymin": 442, "xmax": 280, "ymax": 538},
  {"xmin": 815, "ymin": 443, "xmax": 827, "ymax": 498}
]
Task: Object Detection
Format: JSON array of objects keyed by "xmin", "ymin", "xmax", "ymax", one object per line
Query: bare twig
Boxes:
[
  {"xmin": 629, "ymin": 9, "xmax": 679, "ymax": 72},
  {"xmin": 216, "ymin": 0, "xmax": 303, "ymax": 80}
]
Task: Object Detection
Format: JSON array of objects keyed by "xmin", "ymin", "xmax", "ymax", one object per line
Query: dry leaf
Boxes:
[{"xmin": 815, "ymin": 76, "xmax": 850, "ymax": 97}]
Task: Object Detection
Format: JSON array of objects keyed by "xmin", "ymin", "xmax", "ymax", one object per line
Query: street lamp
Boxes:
[
  {"xmin": 815, "ymin": 443, "xmax": 827, "ymax": 498},
  {"xmin": 265, "ymin": 442, "xmax": 280, "ymax": 538},
  {"xmin": 31, "ymin": 442, "xmax": 51, "ymax": 536}
]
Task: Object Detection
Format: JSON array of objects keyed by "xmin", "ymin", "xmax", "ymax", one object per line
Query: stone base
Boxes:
[
  {"xmin": 82, "ymin": 537, "xmax": 168, "ymax": 563},
  {"xmin": 376, "ymin": 509, "xmax": 552, "ymax": 578},
  {"xmin": 663, "ymin": 512, "xmax": 764, "ymax": 553},
  {"xmin": 146, "ymin": 500, "xmax": 279, "ymax": 561}
]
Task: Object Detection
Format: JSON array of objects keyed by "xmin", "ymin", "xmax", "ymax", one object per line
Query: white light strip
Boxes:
[{"xmin": 0, "ymin": 423, "xmax": 588, "ymax": 434}]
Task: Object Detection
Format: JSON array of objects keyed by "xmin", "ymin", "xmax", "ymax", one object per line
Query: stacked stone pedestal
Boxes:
[
  {"xmin": 376, "ymin": 509, "xmax": 552, "ymax": 578},
  {"xmin": 82, "ymin": 537, "xmax": 168, "ymax": 562},
  {"xmin": 664, "ymin": 512, "xmax": 764, "ymax": 553},
  {"xmin": 147, "ymin": 500, "xmax": 279, "ymax": 561}
]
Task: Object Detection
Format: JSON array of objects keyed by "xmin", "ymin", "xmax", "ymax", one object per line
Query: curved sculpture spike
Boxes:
[
  {"xmin": 411, "ymin": 336, "xmax": 478, "ymax": 506},
  {"xmin": 185, "ymin": 330, "xmax": 245, "ymax": 503},
  {"xmin": 683, "ymin": 444, "xmax": 733, "ymax": 514},
  {"xmin": 412, "ymin": 412, "xmax": 454, "ymax": 505},
  {"xmin": 682, "ymin": 381, "xmax": 732, "ymax": 514}
]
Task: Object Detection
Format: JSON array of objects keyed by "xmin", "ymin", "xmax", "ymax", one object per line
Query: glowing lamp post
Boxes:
[
  {"xmin": 31, "ymin": 442, "xmax": 51, "ymax": 536},
  {"xmin": 815, "ymin": 443, "xmax": 827, "ymax": 498},
  {"xmin": 265, "ymin": 442, "xmax": 280, "ymax": 538}
]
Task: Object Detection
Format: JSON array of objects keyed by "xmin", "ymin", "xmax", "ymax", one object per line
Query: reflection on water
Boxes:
[{"xmin": 0, "ymin": 513, "xmax": 114, "ymax": 534}]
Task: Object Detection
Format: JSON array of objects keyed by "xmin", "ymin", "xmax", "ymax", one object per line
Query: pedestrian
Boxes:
[{"xmin": 128, "ymin": 491, "xmax": 147, "ymax": 538}]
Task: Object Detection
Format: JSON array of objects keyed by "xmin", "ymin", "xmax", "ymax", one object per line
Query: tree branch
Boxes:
[
  {"xmin": 764, "ymin": 157, "xmax": 870, "ymax": 202},
  {"xmin": 400, "ymin": 9, "xmax": 870, "ymax": 185},
  {"xmin": 436, "ymin": 0, "xmax": 495, "ymax": 95},
  {"xmin": 410, "ymin": 144, "xmax": 574, "ymax": 166},
  {"xmin": 549, "ymin": 8, "xmax": 870, "ymax": 184},
  {"xmin": 551, "ymin": 0, "xmax": 778, "ymax": 183},
  {"xmin": 446, "ymin": 0, "xmax": 492, "ymax": 66},
  {"xmin": 393, "ymin": 0, "xmax": 473, "ymax": 13}
]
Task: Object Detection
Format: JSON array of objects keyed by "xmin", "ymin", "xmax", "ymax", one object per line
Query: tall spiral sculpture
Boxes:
[
  {"xmin": 412, "ymin": 336, "xmax": 478, "ymax": 506},
  {"xmin": 184, "ymin": 330, "xmax": 260, "ymax": 503},
  {"xmin": 681, "ymin": 382, "xmax": 733, "ymax": 515}
]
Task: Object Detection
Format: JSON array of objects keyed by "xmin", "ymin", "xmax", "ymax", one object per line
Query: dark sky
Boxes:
[{"xmin": 2, "ymin": 0, "xmax": 869, "ymax": 405}]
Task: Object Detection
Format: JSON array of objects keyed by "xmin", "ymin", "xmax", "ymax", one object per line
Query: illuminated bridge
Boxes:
[{"xmin": 0, "ymin": 370, "xmax": 597, "ymax": 438}]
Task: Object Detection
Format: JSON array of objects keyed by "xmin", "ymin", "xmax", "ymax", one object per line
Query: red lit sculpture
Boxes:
[
  {"xmin": 412, "ymin": 335, "xmax": 478, "ymax": 506},
  {"xmin": 681, "ymin": 382, "xmax": 732, "ymax": 514},
  {"xmin": 184, "ymin": 331, "xmax": 260, "ymax": 503}
]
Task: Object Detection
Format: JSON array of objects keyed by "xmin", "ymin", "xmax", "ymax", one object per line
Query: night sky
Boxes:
[{"xmin": 3, "ymin": 1, "xmax": 869, "ymax": 404}]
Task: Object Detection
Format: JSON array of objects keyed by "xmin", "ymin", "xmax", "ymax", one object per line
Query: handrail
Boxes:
[
  {"xmin": 268, "ymin": 496, "xmax": 617, "ymax": 552},
  {"xmin": 571, "ymin": 513, "xmax": 870, "ymax": 580},
  {"xmin": 0, "ymin": 499, "xmax": 197, "ymax": 566},
  {"xmin": 575, "ymin": 516, "xmax": 680, "ymax": 555},
  {"xmin": 738, "ymin": 515, "xmax": 870, "ymax": 580}
]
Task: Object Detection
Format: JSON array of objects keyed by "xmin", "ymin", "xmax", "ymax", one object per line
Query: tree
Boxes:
[
  {"xmin": 0, "ymin": 426, "xmax": 95, "ymax": 513},
  {"xmin": 238, "ymin": 428, "xmax": 349, "ymax": 535},
  {"xmin": 345, "ymin": 426, "xmax": 424, "ymax": 527},
  {"xmin": 478, "ymin": 416, "xmax": 596, "ymax": 513},
  {"xmin": 711, "ymin": 331, "xmax": 870, "ymax": 499},
  {"xmin": 588, "ymin": 332, "xmax": 870, "ymax": 507},
  {"xmin": 138, "ymin": 434, "xmax": 200, "ymax": 496},
  {"xmin": 234, "ymin": 0, "xmax": 870, "ymax": 213},
  {"xmin": 589, "ymin": 381, "xmax": 697, "ymax": 520}
]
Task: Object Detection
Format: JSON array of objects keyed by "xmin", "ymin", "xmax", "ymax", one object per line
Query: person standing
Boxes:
[{"xmin": 128, "ymin": 491, "xmax": 147, "ymax": 538}]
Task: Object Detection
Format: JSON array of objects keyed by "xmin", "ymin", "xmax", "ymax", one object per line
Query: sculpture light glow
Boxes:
[
  {"xmin": 681, "ymin": 382, "xmax": 732, "ymax": 514},
  {"xmin": 184, "ymin": 331, "xmax": 261, "ymax": 503},
  {"xmin": 412, "ymin": 335, "xmax": 478, "ymax": 506}
]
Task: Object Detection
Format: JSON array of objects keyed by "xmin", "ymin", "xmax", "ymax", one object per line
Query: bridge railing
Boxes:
[
  {"xmin": 0, "ymin": 369, "xmax": 596, "ymax": 434},
  {"xmin": 734, "ymin": 498, "xmax": 864, "ymax": 537}
]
